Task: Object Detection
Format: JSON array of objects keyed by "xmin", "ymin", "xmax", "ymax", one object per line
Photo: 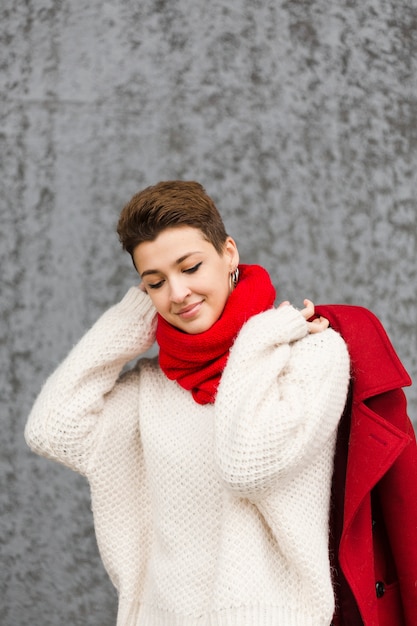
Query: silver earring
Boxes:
[{"xmin": 230, "ymin": 267, "xmax": 239, "ymax": 289}]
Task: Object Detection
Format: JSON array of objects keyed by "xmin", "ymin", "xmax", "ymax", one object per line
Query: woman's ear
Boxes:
[{"xmin": 223, "ymin": 236, "xmax": 239, "ymax": 269}]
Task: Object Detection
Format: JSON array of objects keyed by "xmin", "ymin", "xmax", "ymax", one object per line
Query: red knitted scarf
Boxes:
[{"xmin": 156, "ymin": 264, "xmax": 276, "ymax": 404}]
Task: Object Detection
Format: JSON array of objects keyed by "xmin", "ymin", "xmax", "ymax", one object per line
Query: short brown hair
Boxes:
[{"xmin": 117, "ymin": 181, "xmax": 228, "ymax": 257}]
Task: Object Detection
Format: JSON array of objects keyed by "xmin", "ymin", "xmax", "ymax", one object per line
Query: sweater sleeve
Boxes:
[
  {"xmin": 24, "ymin": 287, "xmax": 157, "ymax": 475},
  {"xmin": 214, "ymin": 305, "xmax": 350, "ymax": 499}
]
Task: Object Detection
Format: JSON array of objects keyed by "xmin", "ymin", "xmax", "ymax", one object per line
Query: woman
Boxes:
[{"xmin": 25, "ymin": 181, "xmax": 350, "ymax": 626}]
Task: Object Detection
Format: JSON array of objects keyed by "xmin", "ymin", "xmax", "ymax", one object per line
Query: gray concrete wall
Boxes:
[{"xmin": 1, "ymin": 1, "xmax": 416, "ymax": 624}]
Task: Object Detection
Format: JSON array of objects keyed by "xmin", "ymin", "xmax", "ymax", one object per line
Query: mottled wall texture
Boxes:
[{"xmin": 1, "ymin": 0, "xmax": 416, "ymax": 624}]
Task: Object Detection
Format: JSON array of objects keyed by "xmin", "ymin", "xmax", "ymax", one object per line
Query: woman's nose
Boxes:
[{"xmin": 169, "ymin": 279, "xmax": 191, "ymax": 303}]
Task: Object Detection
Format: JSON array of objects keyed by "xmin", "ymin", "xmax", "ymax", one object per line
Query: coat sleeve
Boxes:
[
  {"xmin": 24, "ymin": 287, "xmax": 157, "ymax": 475},
  {"xmin": 214, "ymin": 305, "xmax": 350, "ymax": 499}
]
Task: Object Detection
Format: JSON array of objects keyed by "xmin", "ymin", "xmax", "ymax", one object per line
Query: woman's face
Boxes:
[{"xmin": 133, "ymin": 226, "xmax": 239, "ymax": 334}]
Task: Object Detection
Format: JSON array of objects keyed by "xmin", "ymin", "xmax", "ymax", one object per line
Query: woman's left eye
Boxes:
[{"xmin": 183, "ymin": 262, "xmax": 202, "ymax": 275}]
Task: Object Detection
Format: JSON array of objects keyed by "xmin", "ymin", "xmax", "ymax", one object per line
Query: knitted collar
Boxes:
[{"xmin": 156, "ymin": 264, "xmax": 276, "ymax": 404}]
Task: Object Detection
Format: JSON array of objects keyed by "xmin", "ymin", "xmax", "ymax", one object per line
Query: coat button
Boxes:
[{"xmin": 376, "ymin": 581, "xmax": 385, "ymax": 598}]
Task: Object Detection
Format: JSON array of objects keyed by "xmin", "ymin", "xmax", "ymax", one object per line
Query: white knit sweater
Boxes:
[{"xmin": 25, "ymin": 287, "xmax": 350, "ymax": 626}]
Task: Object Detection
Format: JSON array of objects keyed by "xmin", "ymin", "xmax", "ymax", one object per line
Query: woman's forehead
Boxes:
[{"xmin": 133, "ymin": 227, "xmax": 213, "ymax": 275}]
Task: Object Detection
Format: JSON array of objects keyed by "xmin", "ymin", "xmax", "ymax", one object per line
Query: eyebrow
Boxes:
[{"xmin": 140, "ymin": 252, "xmax": 201, "ymax": 279}]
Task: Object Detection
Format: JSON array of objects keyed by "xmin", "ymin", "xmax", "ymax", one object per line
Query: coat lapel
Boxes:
[{"xmin": 343, "ymin": 402, "xmax": 410, "ymax": 532}]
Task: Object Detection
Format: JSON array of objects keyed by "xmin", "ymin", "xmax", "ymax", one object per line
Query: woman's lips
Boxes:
[{"xmin": 176, "ymin": 301, "xmax": 203, "ymax": 319}]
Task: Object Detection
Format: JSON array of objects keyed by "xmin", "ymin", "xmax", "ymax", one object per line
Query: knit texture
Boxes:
[{"xmin": 25, "ymin": 286, "xmax": 350, "ymax": 626}]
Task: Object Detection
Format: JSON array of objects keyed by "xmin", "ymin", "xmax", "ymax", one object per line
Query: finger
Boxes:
[
  {"xmin": 278, "ymin": 300, "xmax": 291, "ymax": 309},
  {"xmin": 307, "ymin": 317, "xmax": 329, "ymax": 333},
  {"xmin": 300, "ymin": 298, "xmax": 315, "ymax": 320},
  {"xmin": 318, "ymin": 316, "xmax": 330, "ymax": 329},
  {"xmin": 303, "ymin": 299, "xmax": 314, "ymax": 315}
]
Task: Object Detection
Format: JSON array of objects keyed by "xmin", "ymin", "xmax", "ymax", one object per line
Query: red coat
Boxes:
[{"xmin": 315, "ymin": 305, "xmax": 416, "ymax": 626}]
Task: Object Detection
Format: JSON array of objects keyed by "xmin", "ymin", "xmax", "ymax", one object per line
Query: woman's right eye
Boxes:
[{"xmin": 148, "ymin": 280, "xmax": 164, "ymax": 290}]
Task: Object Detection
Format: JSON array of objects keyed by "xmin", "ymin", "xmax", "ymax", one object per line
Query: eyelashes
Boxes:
[
  {"xmin": 183, "ymin": 262, "xmax": 202, "ymax": 275},
  {"xmin": 147, "ymin": 262, "xmax": 202, "ymax": 290}
]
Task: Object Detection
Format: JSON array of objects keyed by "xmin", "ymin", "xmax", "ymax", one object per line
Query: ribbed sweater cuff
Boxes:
[
  {"xmin": 116, "ymin": 286, "xmax": 156, "ymax": 318},
  {"xmin": 235, "ymin": 305, "xmax": 308, "ymax": 356}
]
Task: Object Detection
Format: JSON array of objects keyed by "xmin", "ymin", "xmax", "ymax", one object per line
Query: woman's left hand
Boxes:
[
  {"xmin": 301, "ymin": 299, "xmax": 329, "ymax": 333},
  {"xmin": 278, "ymin": 299, "xmax": 330, "ymax": 333}
]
